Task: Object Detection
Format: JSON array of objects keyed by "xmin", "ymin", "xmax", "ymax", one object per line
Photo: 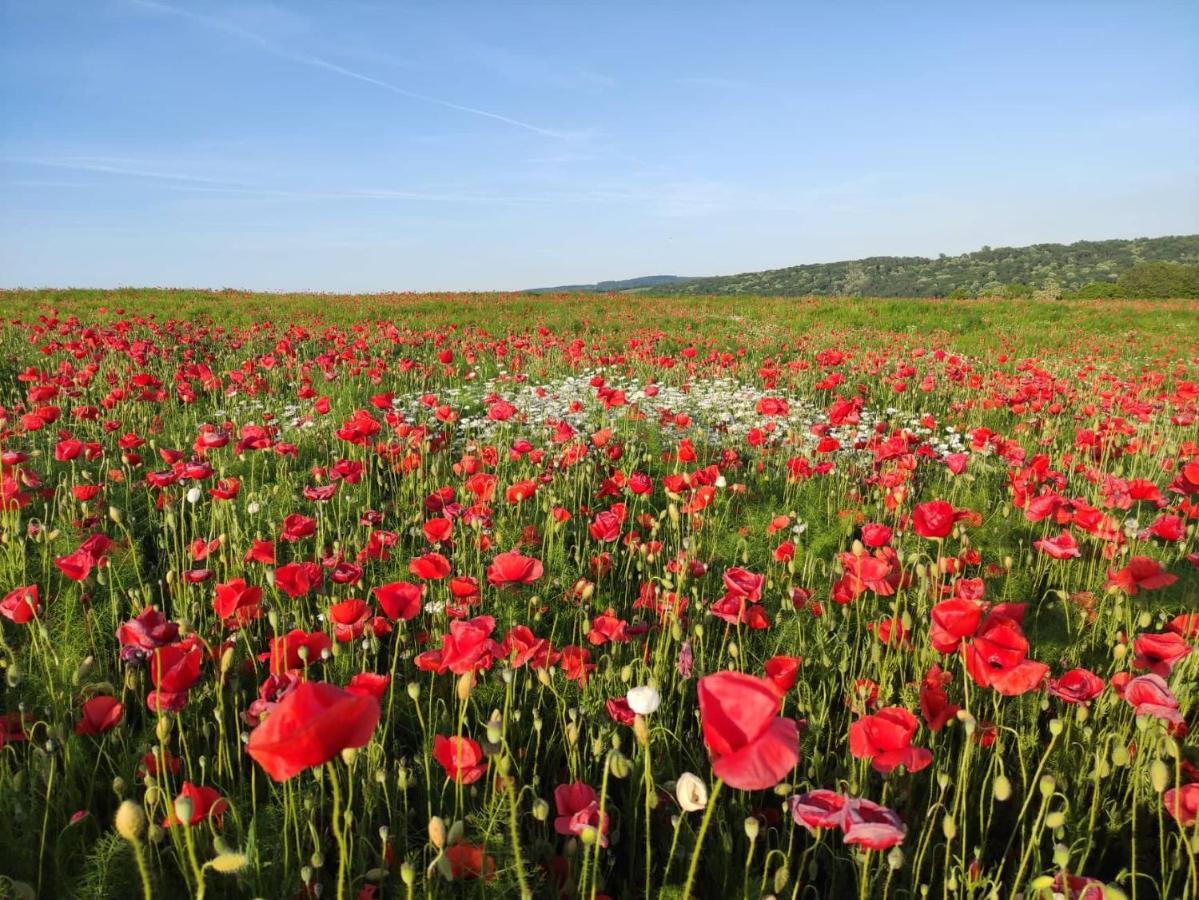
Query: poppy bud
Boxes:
[
  {"xmin": 341, "ymin": 747, "xmax": 358, "ymax": 766},
  {"xmin": 633, "ymin": 715, "xmax": 650, "ymax": 746},
  {"xmin": 115, "ymin": 800, "xmax": 146, "ymax": 843},
  {"xmin": 1150, "ymin": 759, "xmax": 1170, "ymax": 793},
  {"xmin": 112, "ymin": 776, "xmax": 127, "ymax": 798},
  {"xmin": 486, "ymin": 711, "xmax": 503, "ymax": 744},
  {"xmin": 73, "ymin": 656, "xmax": 95, "ymax": 686},
  {"xmin": 942, "ymin": 815, "xmax": 956, "ymax": 839},
  {"xmin": 1038, "ymin": 775, "xmax": 1055, "ymax": 797},
  {"xmin": 173, "ymin": 795, "xmax": 194, "ymax": 826},
  {"xmin": 608, "ymin": 750, "xmax": 631, "ymax": 779},
  {"xmin": 993, "ymin": 775, "xmax": 1012, "ymax": 801},
  {"xmin": 407, "ymin": 682, "xmax": 421, "ymax": 701},
  {"xmin": 108, "ymin": 506, "xmax": 123, "ymax": 524},
  {"xmin": 1045, "ymin": 811, "xmax": 1065, "ymax": 829},
  {"xmin": 743, "ymin": 817, "xmax": 760, "ymax": 841},
  {"xmin": 211, "ymin": 853, "xmax": 249, "ymax": 873},
  {"xmin": 532, "ymin": 798, "xmax": 549, "ymax": 821},
  {"xmin": 887, "ymin": 847, "xmax": 904, "ymax": 869},
  {"xmin": 773, "ymin": 864, "xmax": 790, "ymax": 894},
  {"xmin": 428, "ymin": 816, "xmax": 446, "ymax": 850},
  {"xmin": 400, "ymin": 862, "xmax": 415, "ymax": 886}
]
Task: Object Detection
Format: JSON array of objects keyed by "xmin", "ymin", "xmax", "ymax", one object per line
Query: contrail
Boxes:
[{"xmin": 128, "ymin": 0, "xmax": 571, "ymax": 140}]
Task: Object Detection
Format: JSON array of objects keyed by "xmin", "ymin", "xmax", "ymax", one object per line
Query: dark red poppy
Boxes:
[{"xmin": 75, "ymin": 695, "xmax": 124, "ymax": 735}]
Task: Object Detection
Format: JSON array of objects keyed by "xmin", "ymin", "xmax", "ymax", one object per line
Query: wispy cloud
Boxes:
[{"xmin": 128, "ymin": 0, "xmax": 575, "ymax": 140}]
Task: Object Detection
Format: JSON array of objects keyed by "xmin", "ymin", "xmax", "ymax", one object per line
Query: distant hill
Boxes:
[
  {"xmin": 526, "ymin": 274, "xmax": 692, "ymax": 293},
  {"xmin": 537, "ymin": 235, "xmax": 1199, "ymax": 298}
]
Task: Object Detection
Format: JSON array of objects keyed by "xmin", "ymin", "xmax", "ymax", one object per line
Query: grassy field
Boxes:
[{"xmin": 0, "ymin": 290, "xmax": 1196, "ymax": 899}]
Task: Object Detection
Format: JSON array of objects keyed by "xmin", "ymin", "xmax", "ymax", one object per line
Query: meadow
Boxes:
[{"xmin": 0, "ymin": 289, "xmax": 1196, "ymax": 899}]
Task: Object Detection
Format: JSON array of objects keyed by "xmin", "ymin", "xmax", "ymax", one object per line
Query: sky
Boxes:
[{"xmin": 1, "ymin": 1, "xmax": 1197, "ymax": 292}]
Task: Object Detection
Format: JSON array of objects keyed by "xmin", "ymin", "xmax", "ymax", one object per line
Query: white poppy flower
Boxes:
[
  {"xmin": 626, "ymin": 685, "xmax": 661, "ymax": 716},
  {"xmin": 675, "ymin": 772, "xmax": 709, "ymax": 812}
]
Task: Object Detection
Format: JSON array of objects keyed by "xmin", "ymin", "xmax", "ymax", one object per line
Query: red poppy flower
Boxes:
[
  {"xmin": 697, "ymin": 671, "xmax": 800, "ymax": 790},
  {"xmin": 247, "ymin": 681, "xmax": 381, "ymax": 781},
  {"xmin": 486, "ymin": 551, "xmax": 544, "ymax": 587},
  {"xmin": 1047, "ymin": 668, "xmax": 1105, "ymax": 704},
  {"xmin": 553, "ymin": 781, "xmax": 608, "ymax": 847},
  {"xmin": 409, "ymin": 552, "xmax": 452, "ymax": 580},
  {"xmin": 280, "ymin": 513, "xmax": 317, "ymax": 542},
  {"xmin": 1106, "ymin": 557, "xmax": 1177, "ymax": 595},
  {"xmin": 848, "ymin": 707, "xmax": 933, "ymax": 774},
  {"xmin": 346, "ymin": 672, "xmax": 390, "ymax": 701},
  {"xmin": 929, "ymin": 598, "xmax": 984, "ymax": 653},
  {"xmin": 963, "ymin": 619, "xmax": 1048, "ymax": 696},
  {"xmin": 273, "ymin": 561, "xmax": 321, "ymax": 598},
  {"xmin": 213, "ymin": 578, "xmax": 262, "ymax": 628},
  {"xmin": 587, "ymin": 609, "xmax": 629, "ymax": 646},
  {"xmin": 445, "ymin": 843, "xmax": 496, "ymax": 881},
  {"xmin": 788, "ymin": 790, "xmax": 847, "ymax": 832},
  {"xmin": 75, "ymin": 695, "xmax": 124, "ymax": 735},
  {"xmin": 261, "ymin": 629, "xmax": 332, "ymax": 674},
  {"xmin": 328, "ymin": 598, "xmax": 371, "ymax": 642},
  {"xmin": 373, "ymin": 581, "xmax": 423, "ymax": 621},
  {"xmin": 55, "ymin": 548, "xmax": 95, "ymax": 581},
  {"xmin": 912, "ymin": 500, "xmax": 957, "ymax": 539},
  {"xmin": 918, "ymin": 666, "xmax": 959, "ymax": 732},
  {"xmin": 1132, "ymin": 632, "xmax": 1192, "ymax": 677},
  {"xmin": 1034, "ymin": 530, "xmax": 1081, "ymax": 560},
  {"xmin": 1164, "ymin": 784, "xmax": 1199, "ymax": 827},
  {"xmin": 763, "ymin": 656, "xmax": 802, "ymax": 695},
  {"xmin": 0, "ymin": 585, "xmax": 39, "ymax": 624},
  {"xmin": 841, "ymin": 798, "xmax": 907, "ymax": 850},
  {"xmin": 433, "ymin": 735, "xmax": 487, "ymax": 784},
  {"xmin": 1119, "ymin": 674, "xmax": 1183, "ymax": 727}
]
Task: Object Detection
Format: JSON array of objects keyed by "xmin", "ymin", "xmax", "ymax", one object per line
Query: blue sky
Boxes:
[{"xmin": 2, "ymin": 1, "xmax": 1197, "ymax": 291}]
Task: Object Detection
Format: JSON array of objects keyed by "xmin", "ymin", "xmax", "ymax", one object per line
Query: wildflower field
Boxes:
[{"xmin": 1, "ymin": 289, "xmax": 1197, "ymax": 900}]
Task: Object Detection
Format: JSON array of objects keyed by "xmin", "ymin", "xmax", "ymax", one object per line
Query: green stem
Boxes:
[{"xmin": 680, "ymin": 779, "xmax": 722, "ymax": 900}]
